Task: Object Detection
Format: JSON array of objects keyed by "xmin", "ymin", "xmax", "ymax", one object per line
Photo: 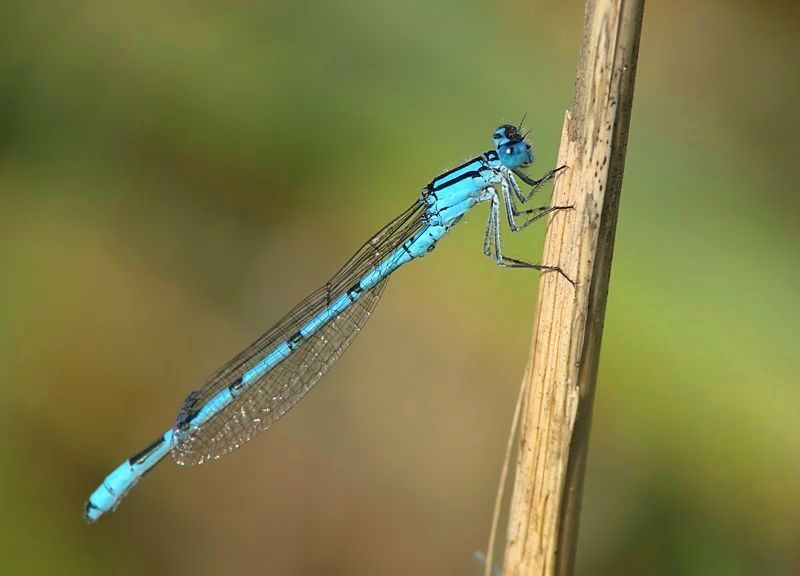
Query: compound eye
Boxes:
[{"xmin": 506, "ymin": 147, "xmax": 513, "ymax": 154}]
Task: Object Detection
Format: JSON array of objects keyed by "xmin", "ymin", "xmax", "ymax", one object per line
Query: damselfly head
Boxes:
[{"xmin": 493, "ymin": 124, "xmax": 534, "ymax": 169}]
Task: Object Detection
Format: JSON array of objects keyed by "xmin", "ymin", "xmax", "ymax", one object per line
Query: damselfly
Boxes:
[{"xmin": 84, "ymin": 123, "xmax": 572, "ymax": 522}]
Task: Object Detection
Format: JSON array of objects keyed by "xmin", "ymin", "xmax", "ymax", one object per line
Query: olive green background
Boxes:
[{"xmin": 1, "ymin": 1, "xmax": 797, "ymax": 575}]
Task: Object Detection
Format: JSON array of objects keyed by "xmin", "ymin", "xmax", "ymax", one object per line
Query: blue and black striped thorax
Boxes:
[
  {"xmin": 421, "ymin": 151, "xmax": 500, "ymax": 225},
  {"xmin": 420, "ymin": 124, "xmax": 534, "ymax": 226},
  {"xmin": 425, "ymin": 150, "xmax": 500, "ymax": 197}
]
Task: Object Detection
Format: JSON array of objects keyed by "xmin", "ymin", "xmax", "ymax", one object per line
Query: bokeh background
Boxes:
[{"xmin": 1, "ymin": 1, "xmax": 798, "ymax": 574}]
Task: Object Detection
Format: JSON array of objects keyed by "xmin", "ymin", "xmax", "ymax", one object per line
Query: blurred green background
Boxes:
[{"xmin": 1, "ymin": 0, "xmax": 798, "ymax": 574}]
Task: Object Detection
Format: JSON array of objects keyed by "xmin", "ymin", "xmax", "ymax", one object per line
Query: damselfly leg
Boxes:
[{"xmin": 483, "ymin": 193, "xmax": 574, "ymax": 285}]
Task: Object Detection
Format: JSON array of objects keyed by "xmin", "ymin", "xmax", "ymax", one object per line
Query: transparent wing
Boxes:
[{"xmin": 171, "ymin": 199, "xmax": 427, "ymax": 465}]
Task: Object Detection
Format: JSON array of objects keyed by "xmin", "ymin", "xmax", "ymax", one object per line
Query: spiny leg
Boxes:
[
  {"xmin": 505, "ymin": 175, "xmax": 548, "ymax": 217},
  {"xmin": 483, "ymin": 193, "xmax": 574, "ymax": 285},
  {"xmin": 508, "ymin": 170, "xmax": 532, "ymax": 204},
  {"xmin": 510, "ymin": 165, "xmax": 567, "ymax": 203},
  {"xmin": 501, "ymin": 176, "xmax": 574, "ymax": 232},
  {"xmin": 483, "ymin": 196, "xmax": 497, "ymax": 258}
]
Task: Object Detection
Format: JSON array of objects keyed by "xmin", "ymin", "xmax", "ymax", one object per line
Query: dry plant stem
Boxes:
[
  {"xmin": 483, "ymin": 370, "xmax": 528, "ymax": 576},
  {"xmin": 501, "ymin": 1, "xmax": 645, "ymax": 575}
]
